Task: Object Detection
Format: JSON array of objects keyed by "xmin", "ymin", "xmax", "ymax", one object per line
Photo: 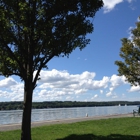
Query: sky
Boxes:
[{"xmin": 0, "ymin": 0, "xmax": 140, "ymax": 102}]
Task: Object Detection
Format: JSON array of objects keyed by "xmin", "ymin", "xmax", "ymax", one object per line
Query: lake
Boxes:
[{"xmin": 0, "ymin": 105, "xmax": 137, "ymax": 125}]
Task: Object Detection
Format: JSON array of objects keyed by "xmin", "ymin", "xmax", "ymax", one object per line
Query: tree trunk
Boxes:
[{"xmin": 21, "ymin": 80, "xmax": 33, "ymax": 140}]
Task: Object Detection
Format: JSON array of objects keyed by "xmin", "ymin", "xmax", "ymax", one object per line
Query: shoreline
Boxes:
[{"xmin": 0, "ymin": 113, "xmax": 133, "ymax": 131}]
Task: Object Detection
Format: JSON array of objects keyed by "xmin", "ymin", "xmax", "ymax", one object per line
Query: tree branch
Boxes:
[
  {"xmin": 0, "ymin": 38, "xmax": 25, "ymax": 77},
  {"xmin": 33, "ymin": 53, "xmax": 55, "ymax": 89}
]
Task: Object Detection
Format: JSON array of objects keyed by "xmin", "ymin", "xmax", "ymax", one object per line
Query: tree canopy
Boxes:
[
  {"xmin": 0, "ymin": 0, "xmax": 103, "ymax": 85},
  {"xmin": 115, "ymin": 17, "xmax": 140, "ymax": 86},
  {"xmin": 0, "ymin": 0, "xmax": 103, "ymax": 140}
]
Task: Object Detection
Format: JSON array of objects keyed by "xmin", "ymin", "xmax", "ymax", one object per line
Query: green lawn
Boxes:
[{"xmin": 0, "ymin": 117, "xmax": 140, "ymax": 140}]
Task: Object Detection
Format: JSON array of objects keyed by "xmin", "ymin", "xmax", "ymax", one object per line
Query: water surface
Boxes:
[{"xmin": 0, "ymin": 105, "xmax": 137, "ymax": 125}]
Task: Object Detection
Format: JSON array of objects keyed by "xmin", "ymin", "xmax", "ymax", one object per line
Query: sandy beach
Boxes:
[{"xmin": 0, "ymin": 113, "xmax": 133, "ymax": 132}]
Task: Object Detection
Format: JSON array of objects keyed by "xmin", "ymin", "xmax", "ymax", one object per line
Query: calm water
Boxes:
[{"xmin": 0, "ymin": 105, "xmax": 137, "ymax": 125}]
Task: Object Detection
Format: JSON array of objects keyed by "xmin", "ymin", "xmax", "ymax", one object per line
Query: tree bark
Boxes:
[{"xmin": 21, "ymin": 80, "xmax": 33, "ymax": 140}]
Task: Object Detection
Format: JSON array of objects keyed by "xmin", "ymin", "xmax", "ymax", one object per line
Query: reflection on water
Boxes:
[
  {"xmin": 0, "ymin": 106, "xmax": 137, "ymax": 125},
  {"xmin": 0, "ymin": 110, "xmax": 22, "ymax": 125}
]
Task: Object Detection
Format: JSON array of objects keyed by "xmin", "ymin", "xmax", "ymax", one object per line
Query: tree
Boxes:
[
  {"xmin": 115, "ymin": 17, "xmax": 140, "ymax": 86},
  {"xmin": 0, "ymin": 0, "xmax": 103, "ymax": 140}
]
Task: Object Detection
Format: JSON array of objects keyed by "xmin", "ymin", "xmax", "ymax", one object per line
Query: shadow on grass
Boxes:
[{"xmin": 56, "ymin": 134, "xmax": 140, "ymax": 140}]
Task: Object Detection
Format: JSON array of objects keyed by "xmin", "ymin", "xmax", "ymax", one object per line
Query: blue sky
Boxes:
[{"xmin": 0, "ymin": 0, "xmax": 140, "ymax": 102}]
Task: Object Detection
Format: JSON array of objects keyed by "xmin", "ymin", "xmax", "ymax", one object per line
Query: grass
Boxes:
[{"xmin": 0, "ymin": 117, "xmax": 140, "ymax": 140}]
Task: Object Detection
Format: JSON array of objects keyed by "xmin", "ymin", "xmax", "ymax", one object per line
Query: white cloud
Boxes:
[
  {"xmin": 75, "ymin": 89, "xmax": 88, "ymax": 94},
  {"xmin": 109, "ymin": 87, "xmax": 114, "ymax": 92},
  {"xmin": 0, "ymin": 70, "xmax": 131, "ymax": 101},
  {"xmin": 38, "ymin": 89, "xmax": 63, "ymax": 101},
  {"xmin": 103, "ymin": 0, "xmax": 123, "ymax": 13},
  {"xmin": 0, "ymin": 90, "xmax": 9, "ymax": 98},
  {"xmin": 106, "ymin": 91, "xmax": 118, "ymax": 99},
  {"xmin": 105, "ymin": 75, "xmax": 130, "ymax": 99},
  {"xmin": 0, "ymin": 77, "xmax": 17, "ymax": 88},
  {"xmin": 103, "ymin": 0, "xmax": 134, "ymax": 13},
  {"xmin": 137, "ymin": 17, "xmax": 140, "ymax": 22},
  {"xmin": 100, "ymin": 90, "xmax": 103, "ymax": 94},
  {"xmin": 127, "ymin": 26, "xmax": 134, "ymax": 40},
  {"xmin": 0, "ymin": 77, "xmax": 24, "ymax": 101},
  {"xmin": 66, "ymin": 96, "xmax": 74, "ymax": 100},
  {"xmin": 106, "ymin": 91, "xmax": 112, "ymax": 97},
  {"xmin": 110, "ymin": 75, "xmax": 127, "ymax": 90},
  {"xmin": 37, "ymin": 69, "xmax": 109, "ymax": 100},
  {"xmin": 91, "ymin": 94, "xmax": 98, "ymax": 100},
  {"xmin": 127, "ymin": 17, "xmax": 140, "ymax": 40},
  {"xmin": 129, "ymin": 86, "xmax": 140, "ymax": 92},
  {"xmin": 9, "ymin": 83, "xmax": 24, "ymax": 101},
  {"xmin": 11, "ymin": 94, "xmax": 23, "ymax": 101},
  {"xmin": 92, "ymin": 76, "xmax": 110, "ymax": 89}
]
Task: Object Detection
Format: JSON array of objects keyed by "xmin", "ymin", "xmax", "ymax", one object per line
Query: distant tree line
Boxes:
[{"xmin": 0, "ymin": 101, "xmax": 140, "ymax": 110}]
